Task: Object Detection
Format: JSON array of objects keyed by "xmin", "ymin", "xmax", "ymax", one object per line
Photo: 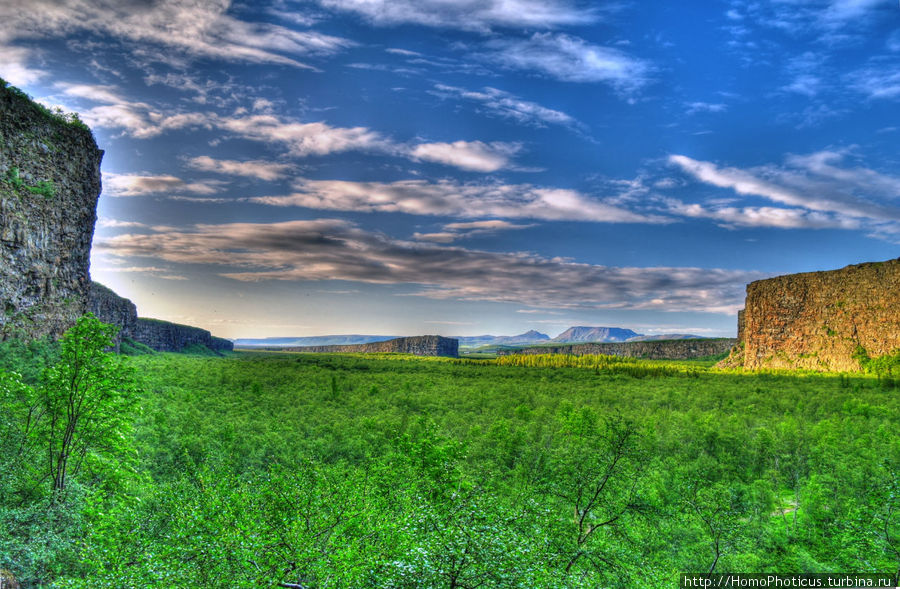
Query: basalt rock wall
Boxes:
[
  {"xmin": 729, "ymin": 259, "xmax": 900, "ymax": 371},
  {"xmin": 0, "ymin": 82, "xmax": 103, "ymax": 339},
  {"xmin": 496, "ymin": 338, "xmax": 736, "ymax": 359},
  {"xmin": 134, "ymin": 318, "xmax": 233, "ymax": 353},
  {"xmin": 284, "ymin": 335, "xmax": 459, "ymax": 357},
  {"xmin": 88, "ymin": 281, "xmax": 233, "ymax": 353}
]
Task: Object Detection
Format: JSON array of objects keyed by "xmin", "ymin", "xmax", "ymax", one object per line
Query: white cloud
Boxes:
[
  {"xmin": 480, "ymin": 33, "xmax": 650, "ymax": 93},
  {"xmin": 410, "ymin": 140, "xmax": 521, "ymax": 172},
  {"xmin": 104, "ymin": 173, "xmax": 224, "ymax": 197},
  {"xmin": 0, "ymin": 0, "xmax": 352, "ymax": 70},
  {"xmin": 685, "ymin": 102, "xmax": 728, "ymax": 115},
  {"xmin": 215, "ymin": 114, "xmax": 389, "ymax": 157},
  {"xmin": 668, "ymin": 201, "xmax": 861, "ymax": 230},
  {"xmin": 97, "ymin": 219, "xmax": 761, "ymax": 313},
  {"xmin": 97, "ymin": 217, "xmax": 148, "ymax": 229},
  {"xmin": 315, "ymin": 0, "xmax": 597, "ymax": 31},
  {"xmin": 253, "ymin": 177, "xmax": 671, "ymax": 224},
  {"xmin": 848, "ymin": 66, "xmax": 900, "ymax": 100},
  {"xmin": 185, "ymin": 156, "xmax": 293, "ymax": 181},
  {"xmin": 414, "ymin": 219, "xmax": 535, "ymax": 242},
  {"xmin": 431, "ymin": 84, "xmax": 578, "ymax": 128},
  {"xmin": 0, "ymin": 45, "xmax": 45, "ymax": 87},
  {"xmin": 669, "ymin": 152, "xmax": 900, "ymax": 235}
]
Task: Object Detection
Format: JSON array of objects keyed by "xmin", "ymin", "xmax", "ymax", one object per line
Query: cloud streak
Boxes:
[
  {"xmin": 104, "ymin": 173, "xmax": 224, "ymax": 197},
  {"xmin": 315, "ymin": 0, "xmax": 597, "ymax": 32},
  {"xmin": 253, "ymin": 178, "xmax": 670, "ymax": 223},
  {"xmin": 98, "ymin": 219, "xmax": 760, "ymax": 313},
  {"xmin": 669, "ymin": 152, "xmax": 900, "ymax": 236},
  {"xmin": 185, "ymin": 156, "xmax": 294, "ymax": 181},
  {"xmin": 0, "ymin": 0, "xmax": 353, "ymax": 70},
  {"xmin": 479, "ymin": 33, "xmax": 650, "ymax": 93},
  {"xmin": 410, "ymin": 141, "xmax": 521, "ymax": 172},
  {"xmin": 431, "ymin": 84, "xmax": 579, "ymax": 129}
]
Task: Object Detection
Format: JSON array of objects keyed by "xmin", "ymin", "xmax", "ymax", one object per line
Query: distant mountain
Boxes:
[
  {"xmin": 551, "ymin": 326, "xmax": 641, "ymax": 343},
  {"xmin": 495, "ymin": 330, "xmax": 551, "ymax": 345},
  {"xmin": 456, "ymin": 330, "xmax": 550, "ymax": 349},
  {"xmin": 626, "ymin": 334, "xmax": 706, "ymax": 342},
  {"xmin": 234, "ymin": 335, "xmax": 397, "ymax": 348}
]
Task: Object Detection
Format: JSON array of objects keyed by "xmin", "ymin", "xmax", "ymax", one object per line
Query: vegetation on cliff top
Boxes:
[{"xmin": 0, "ymin": 78, "xmax": 90, "ymax": 133}]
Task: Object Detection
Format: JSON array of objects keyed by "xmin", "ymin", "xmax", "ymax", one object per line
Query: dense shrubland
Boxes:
[{"xmin": 1, "ymin": 323, "xmax": 899, "ymax": 587}]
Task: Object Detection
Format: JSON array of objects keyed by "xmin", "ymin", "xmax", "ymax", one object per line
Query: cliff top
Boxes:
[
  {"xmin": 747, "ymin": 257, "xmax": 900, "ymax": 289},
  {"xmin": 0, "ymin": 78, "xmax": 93, "ymax": 138}
]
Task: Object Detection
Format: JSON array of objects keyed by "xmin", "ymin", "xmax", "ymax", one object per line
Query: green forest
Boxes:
[{"xmin": 2, "ymin": 316, "xmax": 899, "ymax": 588}]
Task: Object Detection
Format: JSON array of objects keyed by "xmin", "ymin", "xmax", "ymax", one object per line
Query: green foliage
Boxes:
[
  {"xmin": 3, "ymin": 344, "xmax": 900, "ymax": 585},
  {"xmin": 0, "ymin": 315, "xmax": 139, "ymax": 585},
  {"xmin": 25, "ymin": 180, "xmax": 55, "ymax": 198},
  {"xmin": 4, "ymin": 167, "xmax": 57, "ymax": 198},
  {"xmin": 41, "ymin": 314, "xmax": 138, "ymax": 493},
  {"xmin": 180, "ymin": 343, "xmax": 218, "ymax": 356},
  {"xmin": 5, "ymin": 166, "xmax": 24, "ymax": 189},
  {"xmin": 119, "ymin": 337, "xmax": 155, "ymax": 356},
  {"xmin": 853, "ymin": 346, "xmax": 900, "ymax": 388}
]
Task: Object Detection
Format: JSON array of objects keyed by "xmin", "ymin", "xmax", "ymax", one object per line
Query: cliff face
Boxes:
[
  {"xmin": 497, "ymin": 338, "xmax": 737, "ymax": 360},
  {"xmin": 283, "ymin": 335, "xmax": 459, "ymax": 357},
  {"xmin": 728, "ymin": 259, "xmax": 900, "ymax": 371},
  {"xmin": 88, "ymin": 282, "xmax": 233, "ymax": 353},
  {"xmin": 496, "ymin": 338, "xmax": 736, "ymax": 360},
  {"xmin": 0, "ymin": 83, "xmax": 103, "ymax": 339},
  {"xmin": 87, "ymin": 282, "xmax": 137, "ymax": 349}
]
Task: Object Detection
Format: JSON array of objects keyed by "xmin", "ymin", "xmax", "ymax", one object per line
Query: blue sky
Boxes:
[{"xmin": 2, "ymin": 0, "xmax": 898, "ymax": 338}]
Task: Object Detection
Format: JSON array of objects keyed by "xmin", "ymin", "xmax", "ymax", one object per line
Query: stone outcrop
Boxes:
[
  {"xmin": 88, "ymin": 281, "xmax": 233, "ymax": 353},
  {"xmin": 0, "ymin": 82, "xmax": 103, "ymax": 339},
  {"xmin": 280, "ymin": 335, "xmax": 459, "ymax": 357},
  {"xmin": 496, "ymin": 338, "xmax": 736, "ymax": 360},
  {"xmin": 87, "ymin": 282, "xmax": 137, "ymax": 349},
  {"xmin": 134, "ymin": 318, "xmax": 233, "ymax": 353},
  {"xmin": 724, "ymin": 258, "xmax": 900, "ymax": 371}
]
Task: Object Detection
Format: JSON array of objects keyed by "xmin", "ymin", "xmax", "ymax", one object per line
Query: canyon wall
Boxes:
[
  {"xmin": 496, "ymin": 338, "xmax": 736, "ymax": 360},
  {"xmin": 0, "ymin": 82, "xmax": 102, "ymax": 339},
  {"xmin": 279, "ymin": 335, "xmax": 459, "ymax": 358},
  {"xmin": 727, "ymin": 258, "xmax": 900, "ymax": 371},
  {"xmin": 88, "ymin": 282, "xmax": 233, "ymax": 353}
]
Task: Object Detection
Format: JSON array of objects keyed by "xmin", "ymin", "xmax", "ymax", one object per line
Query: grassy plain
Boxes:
[{"xmin": 3, "ymin": 346, "xmax": 900, "ymax": 587}]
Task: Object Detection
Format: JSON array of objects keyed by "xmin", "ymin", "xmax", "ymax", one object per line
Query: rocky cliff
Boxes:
[
  {"xmin": 280, "ymin": 335, "xmax": 459, "ymax": 357},
  {"xmin": 0, "ymin": 81, "xmax": 103, "ymax": 339},
  {"xmin": 725, "ymin": 258, "xmax": 900, "ymax": 371},
  {"xmin": 88, "ymin": 282, "xmax": 233, "ymax": 353},
  {"xmin": 496, "ymin": 338, "xmax": 736, "ymax": 360}
]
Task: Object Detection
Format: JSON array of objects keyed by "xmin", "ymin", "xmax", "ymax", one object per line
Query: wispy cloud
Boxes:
[
  {"xmin": 184, "ymin": 156, "xmax": 294, "ymax": 181},
  {"xmin": 315, "ymin": 0, "xmax": 597, "ymax": 32},
  {"xmin": 413, "ymin": 220, "xmax": 535, "ymax": 243},
  {"xmin": 253, "ymin": 178, "xmax": 671, "ymax": 224},
  {"xmin": 54, "ymin": 82, "xmax": 527, "ymax": 171},
  {"xmin": 848, "ymin": 66, "xmax": 900, "ymax": 100},
  {"xmin": 430, "ymin": 84, "xmax": 579, "ymax": 129},
  {"xmin": 479, "ymin": 33, "xmax": 650, "ymax": 93},
  {"xmin": 97, "ymin": 217, "xmax": 149, "ymax": 229},
  {"xmin": 215, "ymin": 114, "xmax": 388, "ymax": 157},
  {"xmin": 104, "ymin": 173, "xmax": 224, "ymax": 197},
  {"xmin": 684, "ymin": 102, "xmax": 728, "ymax": 115},
  {"xmin": 98, "ymin": 219, "xmax": 760, "ymax": 313},
  {"xmin": 0, "ymin": 0, "xmax": 352, "ymax": 69},
  {"xmin": 669, "ymin": 151, "xmax": 900, "ymax": 236},
  {"xmin": 410, "ymin": 140, "xmax": 521, "ymax": 172}
]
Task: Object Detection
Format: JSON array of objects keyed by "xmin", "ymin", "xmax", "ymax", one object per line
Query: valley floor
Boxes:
[{"xmin": 3, "ymin": 348, "xmax": 899, "ymax": 587}]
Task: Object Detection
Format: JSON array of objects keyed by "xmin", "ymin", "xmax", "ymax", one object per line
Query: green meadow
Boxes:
[{"xmin": 2, "ymin": 321, "xmax": 899, "ymax": 587}]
